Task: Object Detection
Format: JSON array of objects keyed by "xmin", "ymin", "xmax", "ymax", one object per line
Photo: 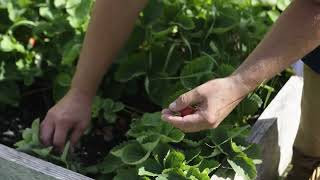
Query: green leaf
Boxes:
[
  {"xmin": 111, "ymin": 141, "xmax": 134, "ymax": 157},
  {"xmin": 32, "ymin": 147, "xmax": 53, "ymax": 157},
  {"xmin": 31, "ymin": 119, "xmax": 40, "ymax": 145},
  {"xmin": 164, "ymin": 150, "xmax": 185, "ymax": 169},
  {"xmin": 143, "ymin": 0, "xmax": 163, "ymax": 25},
  {"xmin": 163, "ymin": 168, "xmax": 187, "ymax": 180},
  {"xmin": 243, "ymin": 144, "xmax": 262, "ymax": 164},
  {"xmin": 114, "ymin": 168, "xmax": 140, "ymax": 180},
  {"xmin": 99, "ymin": 154, "xmax": 124, "ymax": 174},
  {"xmin": 138, "ymin": 158, "xmax": 163, "ymax": 177},
  {"xmin": 0, "ymin": 35, "xmax": 24, "ymax": 53},
  {"xmin": 161, "ymin": 129, "xmax": 185, "ymax": 143},
  {"xmin": 112, "ymin": 102, "xmax": 125, "ymax": 112},
  {"xmin": 217, "ymin": 64, "xmax": 235, "ymax": 78},
  {"xmin": 210, "ymin": 125, "xmax": 250, "ymax": 147},
  {"xmin": 227, "ymin": 156, "xmax": 257, "ymax": 180},
  {"xmin": 61, "ymin": 43, "xmax": 82, "ymax": 66},
  {"xmin": 60, "ymin": 141, "xmax": 70, "ymax": 164},
  {"xmin": 124, "ymin": 26, "xmax": 145, "ymax": 53},
  {"xmin": 153, "ymin": 143, "xmax": 171, "ymax": 165},
  {"xmin": 277, "ymin": 0, "xmax": 290, "ymax": 11},
  {"xmin": 252, "ymin": 0, "xmax": 277, "ymax": 6},
  {"xmin": 145, "ymin": 77, "xmax": 184, "ymax": 107},
  {"xmin": 182, "ymin": 139, "xmax": 203, "ymax": 147},
  {"xmin": 186, "ymin": 167, "xmax": 210, "ymax": 180},
  {"xmin": 66, "ymin": 0, "xmax": 93, "ymax": 30},
  {"xmin": 0, "ymin": 35, "xmax": 15, "ymax": 52},
  {"xmin": 14, "ymin": 140, "xmax": 30, "ymax": 151},
  {"xmin": 121, "ymin": 142, "xmax": 151, "ymax": 165},
  {"xmin": 185, "ymin": 148, "xmax": 201, "ymax": 164},
  {"xmin": 174, "ymin": 15, "xmax": 195, "ymax": 30},
  {"xmin": 22, "ymin": 128, "xmax": 33, "ymax": 142},
  {"xmin": 39, "ymin": 7, "xmax": 54, "ymax": 20},
  {"xmin": 102, "ymin": 98, "xmax": 114, "ymax": 111},
  {"xmin": 240, "ymin": 93, "xmax": 263, "ymax": 115},
  {"xmin": 180, "ymin": 56, "xmax": 214, "ymax": 89},
  {"xmin": 104, "ymin": 112, "xmax": 117, "ymax": 123},
  {"xmin": 139, "ymin": 112, "xmax": 162, "ymax": 127},
  {"xmin": 197, "ymin": 159, "xmax": 220, "ymax": 174},
  {"xmin": 212, "ymin": 24, "xmax": 237, "ymax": 34},
  {"xmin": 53, "ymin": 80, "xmax": 69, "ymax": 102},
  {"xmin": 137, "ymin": 134, "xmax": 161, "ymax": 152},
  {"xmin": 56, "ymin": 73, "xmax": 72, "ymax": 87},
  {"xmin": 267, "ymin": 10, "xmax": 280, "ymax": 22},
  {"xmin": 54, "ymin": 0, "xmax": 66, "ymax": 8},
  {"xmin": 92, "ymin": 96, "xmax": 103, "ymax": 118},
  {"xmin": 115, "ymin": 52, "xmax": 149, "ymax": 82}
]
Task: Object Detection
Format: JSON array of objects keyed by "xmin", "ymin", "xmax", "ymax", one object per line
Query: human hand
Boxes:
[
  {"xmin": 40, "ymin": 89, "xmax": 93, "ymax": 151},
  {"xmin": 162, "ymin": 76, "xmax": 250, "ymax": 132}
]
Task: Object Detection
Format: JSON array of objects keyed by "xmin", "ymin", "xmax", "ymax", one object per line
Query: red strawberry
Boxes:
[
  {"xmin": 180, "ymin": 106, "xmax": 196, "ymax": 117},
  {"xmin": 28, "ymin": 37, "xmax": 36, "ymax": 48}
]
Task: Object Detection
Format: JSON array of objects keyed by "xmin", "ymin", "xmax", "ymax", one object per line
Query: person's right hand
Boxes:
[{"xmin": 40, "ymin": 89, "xmax": 93, "ymax": 152}]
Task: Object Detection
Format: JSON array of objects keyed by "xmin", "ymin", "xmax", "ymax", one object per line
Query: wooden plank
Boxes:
[
  {"xmin": 247, "ymin": 76, "xmax": 304, "ymax": 179},
  {"xmin": 0, "ymin": 144, "xmax": 93, "ymax": 180}
]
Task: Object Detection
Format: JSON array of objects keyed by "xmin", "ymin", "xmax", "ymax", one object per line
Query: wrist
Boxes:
[
  {"xmin": 68, "ymin": 87, "xmax": 95, "ymax": 104},
  {"xmin": 228, "ymin": 74, "xmax": 255, "ymax": 97}
]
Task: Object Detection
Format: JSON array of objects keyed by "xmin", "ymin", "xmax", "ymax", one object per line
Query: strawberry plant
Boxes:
[
  {"xmin": 94, "ymin": 112, "xmax": 261, "ymax": 180},
  {"xmin": 0, "ymin": 0, "xmax": 292, "ymax": 179},
  {"xmin": 92, "ymin": 97, "xmax": 125, "ymax": 124},
  {"xmin": 14, "ymin": 119, "xmax": 79, "ymax": 170}
]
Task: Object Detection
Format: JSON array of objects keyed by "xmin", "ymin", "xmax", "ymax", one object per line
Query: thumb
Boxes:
[{"xmin": 169, "ymin": 89, "xmax": 202, "ymax": 112}]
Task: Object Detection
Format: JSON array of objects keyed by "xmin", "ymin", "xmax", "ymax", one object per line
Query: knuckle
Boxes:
[
  {"xmin": 53, "ymin": 140, "xmax": 63, "ymax": 148},
  {"xmin": 207, "ymin": 115, "xmax": 217, "ymax": 127},
  {"xmin": 211, "ymin": 123, "xmax": 219, "ymax": 129},
  {"xmin": 179, "ymin": 94, "xmax": 189, "ymax": 104},
  {"xmin": 47, "ymin": 111, "xmax": 61, "ymax": 121}
]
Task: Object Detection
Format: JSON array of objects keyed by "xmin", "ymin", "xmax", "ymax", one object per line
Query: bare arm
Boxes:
[
  {"xmin": 71, "ymin": 0, "xmax": 147, "ymax": 97},
  {"xmin": 41, "ymin": 0, "xmax": 147, "ymax": 150},
  {"xmin": 233, "ymin": 0, "xmax": 320, "ymax": 91},
  {"xmin": 163, "ymin": 0, "xmax": 320, "ymax": 132}
]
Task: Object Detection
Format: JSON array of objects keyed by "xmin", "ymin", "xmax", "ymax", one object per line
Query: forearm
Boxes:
[
  {"xmin": 232, "ymin": 0, "xmax": 320, "ymax": 92},
  {"xmin": 70, "ymin": 0, "xmax": 147, "ymax": 97}
]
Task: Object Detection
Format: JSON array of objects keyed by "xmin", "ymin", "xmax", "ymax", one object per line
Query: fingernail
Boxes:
[{"xmin": 169, "ymin": 102, "xmax": 176, "ymax": 110}]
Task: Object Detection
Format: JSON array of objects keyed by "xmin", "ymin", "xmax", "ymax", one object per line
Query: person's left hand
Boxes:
[{"xmin": 161, "ymin": 76, "xmax": 250, "ymax": 132}]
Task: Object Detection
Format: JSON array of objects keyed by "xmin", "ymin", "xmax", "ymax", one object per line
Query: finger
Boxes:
[
  {"xmin": 169, "ymin": 89, "xmax": 202, "ymax": 112},
  {"xmin": 162, "ymin": 109, "xmax": 174, "ymax": 116},
  {"xmin": 53, "ymin": 124, "xmax": 69, "ymax": 152},
  {"xmin": 162, "ymin": 112, "xmax": 204, "ymax": 132},
  {"xmin": 70, "ymin": 124, "xmax": 86, "ymax": 149},
  {"xmin": 40, "ymin": 118, "xmax": 55, "ymax": 147}
]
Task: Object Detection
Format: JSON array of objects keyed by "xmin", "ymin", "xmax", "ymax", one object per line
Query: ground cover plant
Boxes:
[{"xmin": 0, "ymin": 0, "xmax": 291, "ymax": 179}]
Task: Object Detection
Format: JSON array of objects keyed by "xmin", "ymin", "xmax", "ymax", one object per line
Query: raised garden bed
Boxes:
[
  {"xmin": 248, "ymin": 76, "xmax": 303, "ymax": 180},
  {"xmin": 0, "ymin": 76, "xmax": 303, "ymax": 180}
]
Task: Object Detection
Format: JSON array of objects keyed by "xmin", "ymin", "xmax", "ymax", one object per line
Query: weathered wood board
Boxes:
[
  {"xmin": 248, "ymin": 76, "xmax": 304, "ymax": 180},
  {"xmin": 0, "ymin": 144, "xmax": 93, "ymax": 180}
]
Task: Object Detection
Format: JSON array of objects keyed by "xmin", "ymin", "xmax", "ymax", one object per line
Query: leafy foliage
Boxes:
[
  {"xmin": 95, "ymin": 113, "xmax": 261, "ymax": 179},
  {"xmin": 14, "ymin": 119, "xmax": 77, "ymax": 169},
  {"xmin": 0, "ymin": 0, "xmax": 291, "ymax": 179}
]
